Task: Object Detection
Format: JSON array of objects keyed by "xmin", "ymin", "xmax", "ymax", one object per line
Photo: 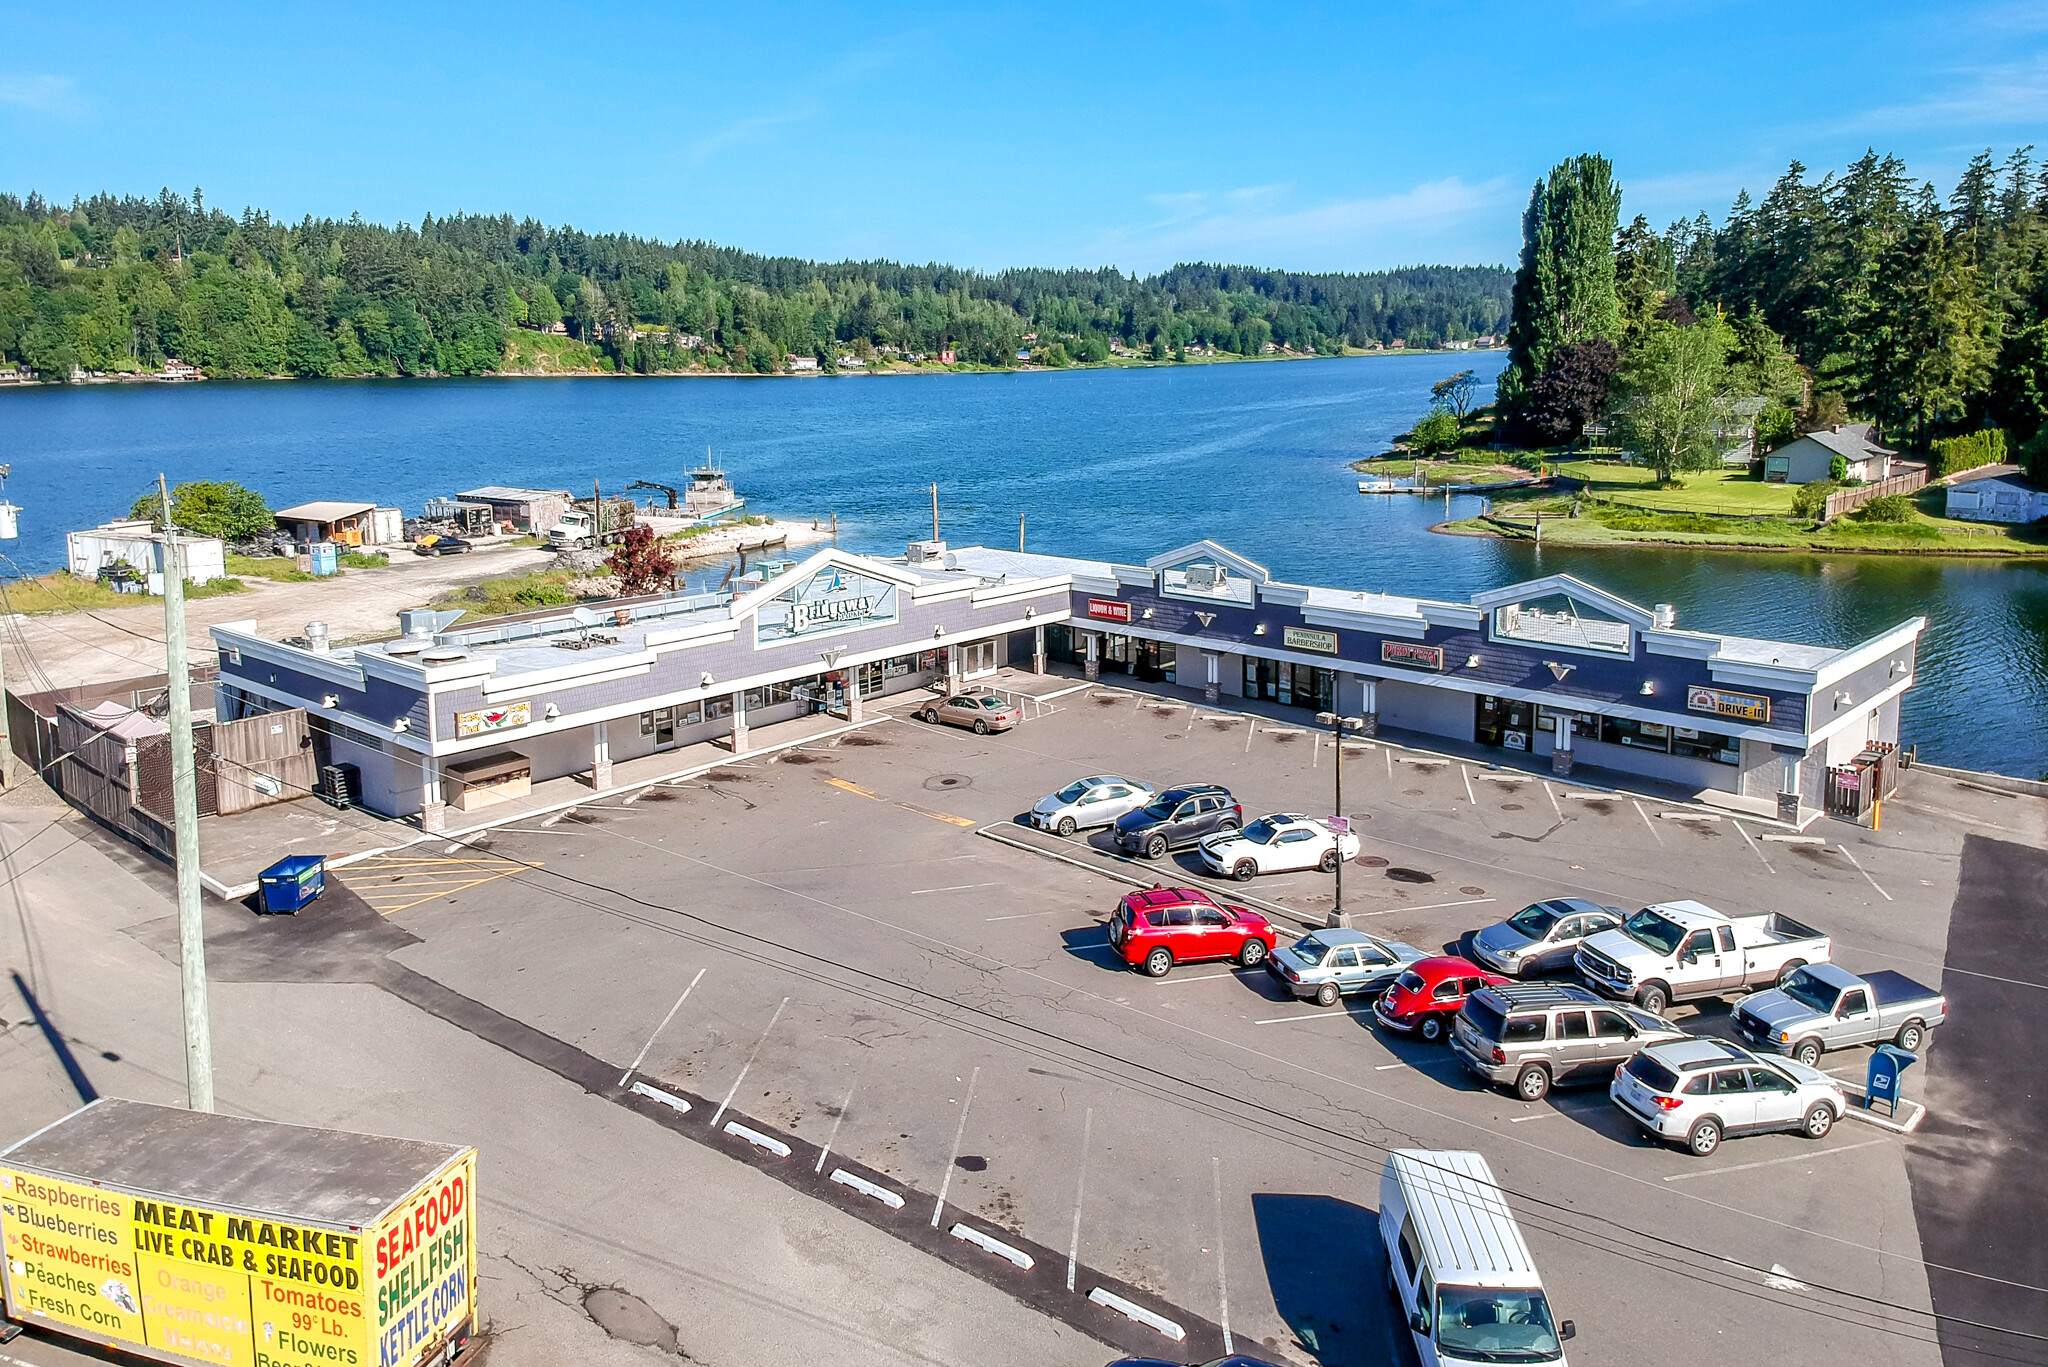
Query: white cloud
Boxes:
[
  {"xmin": 1855, "ymin": 52, "xmax": 2048, "ymax": 130},
  {"xmin": 0, "ymin": 74, "xmax": 83, "ymax": 119},
  {"xmin": 1075, "ymin": 176, "xmax": 1518, "ymax": 273}
]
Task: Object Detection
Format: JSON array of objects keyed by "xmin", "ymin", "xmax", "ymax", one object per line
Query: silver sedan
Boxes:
[{"xmin": 1029, "ymin": 775, "xmax": 1155, "ymax": 836}]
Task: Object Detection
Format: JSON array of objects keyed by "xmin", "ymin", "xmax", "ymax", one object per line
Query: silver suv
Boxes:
[
  {"xmin": 1611, "ymin": 1038, "xmax": 1846, "ymax": 1157},
  {"xmin": 1450, "ymin": 983, "xmax": 1686, "ymax": 1101}
]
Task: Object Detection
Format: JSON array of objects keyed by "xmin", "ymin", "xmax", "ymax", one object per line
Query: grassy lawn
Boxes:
[
  {"xmin": 502, "ymin": 330, "xmax": 608, "ymax": 373},
  {"xmin": 225, "ymin": 554, "xmax": 322, "ymax": 581},
  {"xmin": 0, "ymin": 572, "xmax": 248, "ymax": 613},
  {"xmin": 1551, "ymin": 459, "xmax": 1800, "ymax": 516}
]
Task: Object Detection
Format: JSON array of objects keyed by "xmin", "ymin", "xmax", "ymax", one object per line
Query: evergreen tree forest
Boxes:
[{"xmin": 0, "ymin": 189, "xmax": 1512, "ymax": 380}]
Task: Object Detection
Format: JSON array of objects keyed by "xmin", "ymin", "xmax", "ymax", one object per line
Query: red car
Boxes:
[
  {"xmin": 1106, "ymin": 886, "xmax": 1277, "ymax": 978},
  {"xmin": 1372, "ymin": 955, "xmax": 1510, "ymax": 1043}
]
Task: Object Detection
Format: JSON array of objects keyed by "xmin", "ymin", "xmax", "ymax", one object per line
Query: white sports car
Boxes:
[
  {"xmin": 1199, "ymin": 814, "xmax": 1362, "ymax": 880},
  {"xmin": 1029, "ymin": 775, "xmax": 1156, "ymax": 836}
]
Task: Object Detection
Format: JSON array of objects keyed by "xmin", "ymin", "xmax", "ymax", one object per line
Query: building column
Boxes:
[
  {"xmin": 1083, "ymin": 630, "xmax": 1100, "ymax": 681},
  {"xmin": 420, "ymin": 755, "xmax": 447, "ymax": 833},
  {"xmin": 1032, "ymin": 624, "xmax": 1047, "ymax": 675},
  {"xmin": 1550, "ymin": 712, "xmax": 1575, "ymax": 777},
  {"xmin": 1203, "ymin": 652, "xmax": 1220, "ymax": 703},
  {"xmin": 845, "ymin": 670, "xmax": 863, "ymax": 723},
  {"xmin": 592, "ymin": 720, "xmax": 613, "ymax": 790},
  {"xmin": 1778, "ymin": 751, "xmax": 1802, "ymax": 824},
  {"xmin": 1359, "ymin": 678, "xmax": 1379, "ymax": 738},
  {"xmin": 730, "ymin": 692, "xmax": 749, "ymax": 754}
]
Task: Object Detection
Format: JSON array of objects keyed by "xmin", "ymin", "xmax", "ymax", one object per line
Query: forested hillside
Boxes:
[{"xmin": 0, "ymin": 189, "xmax": 1511, "ymax": 379}]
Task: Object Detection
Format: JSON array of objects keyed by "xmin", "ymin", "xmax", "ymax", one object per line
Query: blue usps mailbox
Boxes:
[{"xmin": 1866, "ymin": 1043, "xmax": 1918, "ymax": 1118}]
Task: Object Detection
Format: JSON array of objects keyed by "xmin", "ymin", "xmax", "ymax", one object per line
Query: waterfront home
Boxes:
[
  {"xmin": 787, "ymin": 355, "xmax": 819, "ymax": 371},
  {"xmin": 1944, "ymin": 470, "xmax": 2048, "ymax": 523},
  {"xmin": 1764, "ymin": 423, "xmax": 1894, "ymax": 485}
]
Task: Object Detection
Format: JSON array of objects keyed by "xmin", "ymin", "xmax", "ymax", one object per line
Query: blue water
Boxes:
[{"xmin": 4, "ymin": 354, "xmax": 2045, "ymax": 776}]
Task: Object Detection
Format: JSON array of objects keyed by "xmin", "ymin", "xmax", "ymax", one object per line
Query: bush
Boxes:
[
  {"xmin": 1829, "ymin": 453, "xmax": 1849, "ymax": 482},
  {"xmin": 2020, "ymin": 428, "xmax": 2048, "ymax": 487},
  {"xmin": 513, "ymin": 581, "xmax": 574, "ymax": 607},
  {"xmin": 1855, "ymin": 494, "xmax": 1916, "ymax": 523},
  {"xmin": 339, "ymin": 550, "xmax": 388, "ymax": 569},
  {"xmin": 1929, "ymin": 428, "xmax": 2007, "ymax": 478},
  {"xmin": 1410, "ymin": 408, "xmax": 1463, "ymax": 457},
  {"xmin": 1791, "ymin": 480, "xmax": 1839, "ymax": 519}
]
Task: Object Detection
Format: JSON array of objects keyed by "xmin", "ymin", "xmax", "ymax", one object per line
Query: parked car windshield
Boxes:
[
  {"xmin": 1054, "ymin": 780, "xmax": 1094, "ymax": 803},
  {"xmin": 1291, "ymin": 935, "xmax": 1334, "ymax": 966},
  {"xmin": 1504, "ymin": 903, "xmax": 1562, "ymax": 938},
  {"xmin": 1780, "ymin": 969, "xmax": 1836, "ymax": 1013},
  {"xmin": 1619, "ymin": 909, "xmax": 1687, "ymax": 956},
  {"xmin": 1434, "ymin": 1285, "xmax": 1564, "ymax": 1362},
  {"xmin": 1239, "ymin": 819, "xmax": 1280, "ymax": 844}
]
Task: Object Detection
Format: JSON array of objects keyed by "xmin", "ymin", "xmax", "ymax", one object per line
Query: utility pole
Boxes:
[
  {"xmin": 593, "ymin": 478, "xmax": 603, "ymax": 542},
  {"xmin": 930, "ymin": 483, "xmax": 940, "ymax": 541},
  {"xmin": 1317, "ymin": 709, "xmax": 1364, "ymax": 928},
  {"xmin": 1018, "ymin": 512, "xmax": 1026, "ymax": 553},
  {"xmin": 158, "ymin": 474, "xmax": 215, "ymax": 1112}
]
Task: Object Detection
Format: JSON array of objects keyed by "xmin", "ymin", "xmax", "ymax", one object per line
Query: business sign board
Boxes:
[
  {"xmin": 1282, "ymin": 627, "xmax": 1338, "ymax": 654},
  {"xmin": 1381, "ymin": 641, "xmax": 1444, "ymax": 671},
  {"xmin": 0, "ymin": 1151, "xmax": 477, "ymax": 1367},
  {"xmin": 755, "ymin": 568, "xmax": 899, "ymax": 645},
  {"xmin": 456, "ymin": 701, "xmax": 529, "ymax": 736},
  {"xmin": 1086, "ymin": 598, "xmax": 1132, "ymax": 624},
  {"xmin": 1687, "ymin": 686, "xmax": 1771, "ymax": 723}
]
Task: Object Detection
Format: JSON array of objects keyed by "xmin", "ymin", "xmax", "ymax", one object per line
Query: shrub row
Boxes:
[{"xmin": 1929, "ymin": 428, "xmax": 2007, "ymax": 478}]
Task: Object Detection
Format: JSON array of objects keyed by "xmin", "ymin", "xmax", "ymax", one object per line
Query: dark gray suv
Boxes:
[
  {"xmin": 1112, "ymin": 784, "xmax": 1242, "ymax": 859},
  {"xmin": 1450, "ymin": 983, "xmax": 1686, "ymax": 1101}
]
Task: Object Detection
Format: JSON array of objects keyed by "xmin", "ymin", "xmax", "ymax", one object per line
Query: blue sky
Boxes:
[{"xmin": 2, "ymin": 2, "xmax": 2045, "ymax": 274}]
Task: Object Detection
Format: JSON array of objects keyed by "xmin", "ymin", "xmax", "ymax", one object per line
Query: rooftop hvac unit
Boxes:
[
  {"xmin": 1185, "ymin": 563, "xmax": 1225, "ymax": 591},
  {"xmin": 906, "ymin": 539, "xmax": 947, "ymax": 563},
  {"xmin": 1653, "ymin": 603, "xmax": 1678, "ymax": 629}
]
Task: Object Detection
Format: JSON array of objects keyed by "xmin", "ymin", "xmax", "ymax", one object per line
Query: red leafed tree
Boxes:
[{"xmin": 605, "ymin": 526, "xmax": 676, "ymax": 595}]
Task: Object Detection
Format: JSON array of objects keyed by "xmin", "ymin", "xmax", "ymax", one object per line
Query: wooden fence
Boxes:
[{"xmin": 1823, "ymin": 464, "xmax": 1928, "ymax": 520}]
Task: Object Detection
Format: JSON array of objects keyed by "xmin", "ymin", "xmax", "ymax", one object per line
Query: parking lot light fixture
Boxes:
[{"xmin": 1316, "ymin": 710, "xmax": 1367, "ymax": 928}]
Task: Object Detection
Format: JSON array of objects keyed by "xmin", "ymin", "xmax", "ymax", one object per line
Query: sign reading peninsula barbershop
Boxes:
[
  {"xmin": 1687, "ymin": 685, "xmax": 1771, "ymax": 723},
  {"xmin": 1087, "ymin": 598, "xmax": 1132, "ymax": 623},
  {"xmin": 756, "ymin": 567, "xmax": 899, "ymax": 644},
  {"xmin": 1282, "ymin": 627, "xmax": 1338, "ymax": 654},
  {"xmin": 1381, "ymin": 641, "xmax": 1444, "ymax": 671}
]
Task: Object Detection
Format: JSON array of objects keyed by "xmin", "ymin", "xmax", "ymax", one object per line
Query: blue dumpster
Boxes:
[{"xmin": 257, "ymin": 855, "xmax": 326, "ymax": 915}]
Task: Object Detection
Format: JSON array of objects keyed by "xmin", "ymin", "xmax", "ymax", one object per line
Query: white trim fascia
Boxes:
[
  {"xmin": 1643, "ymin": 631, "xmax": 1722, "ymax": 661},
  {"xmin": 1257, "ymin": 582, "xmax": 1311, "ymax": 607},
  {"xmin": 1418, "ymin": 603, "xmax": 1486, "ymax": 630},
  {"xmin": 643, "ymin": 617, "xmax": 746, "ymax": 650},
  {"xmin": 969, "ymin": 581, "xmax": 1072, "ymax": 610},
  {"xmin": 1112, "ymin": 565, "xmax": 1155, "ymax": 589},
  {"xmin": 1811, "ymin": 618, "xmax": 1927, "ymax": 690},
  {"xmin": 1470, "ymin": 573, "xmax": 1657, "ymax": 628},
  {"xmin": 1707, "ymin": 661, "xmax": 1822, "ymax": 691},
  {"xmin": 905, "ymin": 580, "xmax": 978, "ymax": 605},
  {"xmin": 1803, "ymin": 673, "xmax": 1914, "ymax": 747},
  {"xmin": 1144, "ymin": 540, "xmax": 1271, "ymax": 582},
  {"xmin": 1072, "ymin": 573, "xmax": 1121, "ymax": 596},
  {"xmin": 480, "ymin": 653, "xmax": 658, "ymax": 698},
  {"xmin": 218, "ymin": 638, "xmax": 375, "ymax": 691},
  {"xmin": 1299, "ymin": 605, "xmax": 1430, "ymax": 639}
]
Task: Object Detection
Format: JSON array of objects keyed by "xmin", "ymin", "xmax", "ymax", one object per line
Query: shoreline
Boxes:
[{"xmin": 1433, "ymin": 518, "xmax": 2048, "ymax": 559}]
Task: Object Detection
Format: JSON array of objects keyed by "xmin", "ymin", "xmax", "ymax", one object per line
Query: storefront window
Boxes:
[
  {"xmin": 1672, "ymin": 725, "xmax": 1740, "ymax": 765},
  {"xmin": 1535, "ymin": 706, "xmax": 1598, "ymax": 737},
  {"xmin": 1600, "ymin": 717, "xmax": 1671, "ymax": 752},
  {"xmin": 704, "ymin": 696, "xmax": 733, "ymax": 721}
]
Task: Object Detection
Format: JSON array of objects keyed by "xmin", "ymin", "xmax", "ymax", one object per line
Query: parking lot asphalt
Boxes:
[{"xmin": 340, "ymin": 687, "xmax": 2045, "ymax": 1367}]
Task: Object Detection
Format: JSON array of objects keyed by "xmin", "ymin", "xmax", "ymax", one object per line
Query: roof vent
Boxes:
[
  {"xmin": 420, "ymin": 647, "xmax": 469, "ymax": 664},
  {"xmin": 305, "ymin": 621, "xmax": 330, "ymax": 653},
  {"xmin": 383, "ymin": 638, "xmax": 427, "ymax": 656},
  {"xmin": 1653, "ymin": 603, "xmax": 1676, "ymax": 629}
]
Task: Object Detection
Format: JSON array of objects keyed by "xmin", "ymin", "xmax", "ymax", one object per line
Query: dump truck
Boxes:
[
  {"xmin": 545, "ymin": 496, "xmax": 638, "ymax": 551},
  {"xmin": 0, "ymin": 1097, "xmax": 477, "ymax": 1367}
]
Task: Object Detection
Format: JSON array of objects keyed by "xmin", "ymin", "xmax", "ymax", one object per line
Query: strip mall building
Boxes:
[{"xmin": 210, "ymin": 539, "xmax": 1922, "ymax": 829}]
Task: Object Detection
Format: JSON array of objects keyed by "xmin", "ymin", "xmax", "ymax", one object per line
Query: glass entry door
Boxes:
[
  {"xmin": 1244, "ymin": 657, "xmax": 1278, "ymax": 700},
  {"xmin": 1475, "ymin": 694, "xmax": 1533, "ymax": 750}
]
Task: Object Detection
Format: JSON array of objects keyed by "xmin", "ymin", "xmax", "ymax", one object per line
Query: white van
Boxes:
[{"xmin": 1379, "ymin": 1149, "xmax": 1574, "ymax": 1366}]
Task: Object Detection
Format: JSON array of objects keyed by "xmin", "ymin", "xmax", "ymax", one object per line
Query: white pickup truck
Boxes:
[{"xmin": 1574, "ymin": 900, "xmax": 1832, "ymax": 1015}]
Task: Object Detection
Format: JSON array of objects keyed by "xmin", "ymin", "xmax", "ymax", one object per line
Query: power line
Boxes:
[{"xmin": 196, "ymin": 743, "xmax": 2048, "ymax": 1348}]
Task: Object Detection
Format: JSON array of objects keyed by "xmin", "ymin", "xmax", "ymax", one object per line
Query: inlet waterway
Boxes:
[{"xmin": 5, "ymin": 353, "xmax": 2044, "ymax": 777}]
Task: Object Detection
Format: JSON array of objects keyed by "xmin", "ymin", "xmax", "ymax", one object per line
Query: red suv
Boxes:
[
  {"xmin": 1372, "ymin": 955, "xmax": 1509, "ymax": 1043},
  {"xmin": 1106, "ymin": 887, "xmax": 1277, "ymax": 978}
]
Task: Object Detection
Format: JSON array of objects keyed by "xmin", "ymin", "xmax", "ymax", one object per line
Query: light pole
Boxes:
[{"xmin": 1317, "ymin": 709, "xmax": 1366, "ymax": 928}]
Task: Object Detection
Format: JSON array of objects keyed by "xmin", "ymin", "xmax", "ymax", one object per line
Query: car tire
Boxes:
[
  {"xmin": 1315, "ymin": 981, "xmax": 1341, "ymax": 1008},
  {"xmin": 922, "ymin": 708, "xmax": 940, "ymax": 724},
  {"xmin": 1232, "ymin": 859, "xmax": 1258, "ymax": 882},
  {"xmin": 1636, "ymin": 982, "xmax": 1671, "ymax": 1016},
  {"xmin": 1896, "ymin": 1020, "xmax": 1925, "ymax": 1052},
  {"xmin": 1518, "ymin": 960, "xmax": 1542, "ymax": 982},
  {"xmin": 1319, "ymin": 849, "xmax": 1341, "ymax": 873},
  {"xmin": 1144, "ymin": 948, "xmax": 1173, "ymax": 978},
  {"xmin": 1687, "ymin": 1118, "xmax": 1722, "ymax": 1156},
  {"xmin": 1776, "ymin": 959, "xmax": 1807, "ymax": 987},
  {"xmin": 1145, "ymin": 835, "xmax": 1168, "ymax": 860},
  {"xmin": 974, "ymin": 719, "xmax": 989, "ymax": 735},
  {"xmin": 1237, "ymin": 938, "xmax": 1268, "ymax": 969},
  {"xmin": 1803, "ymin": 1103, "xmax": 1836, "ymax": 1140},
  {"xmin": 1792, "ymin": 1038, "xmax": 1823, "ymax": 1068},
  {"xmin": 1420, "ymin": 1015, "xmax": 1446, "ymax": 1044},
  {"xmin": 1515, "ymin": 1065, "xmax": 1551, "ymax": 1102},
  {"xmin": 1055, "ymin": 816, "xmax": 1076, "ymax": 838}
]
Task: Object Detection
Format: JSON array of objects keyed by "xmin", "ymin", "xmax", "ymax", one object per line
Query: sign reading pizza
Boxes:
[
  {"xmin": 1381, "ymin": 641, "xmax": 1444, "ymax": 671},
  {"xmin": 1086, "ymin": 599, "xmax": 1132, "ymax": 623},
  {"xmin": 1687, "ymin": 686, "xmax": 1771, "ymax": 723},
  {"xmin": 456, "ymin": 701, "xmax": 530, "ymax": 736}
]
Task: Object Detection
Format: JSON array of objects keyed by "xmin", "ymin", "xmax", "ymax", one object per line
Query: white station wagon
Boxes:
[
  {"xmin": 1198, "ymin": 813, "xmax": 1361, "ymax": 881},
  {"xmin": 1610, "ymin": 1037, "xmax": 1846, "ymax": 1157}
]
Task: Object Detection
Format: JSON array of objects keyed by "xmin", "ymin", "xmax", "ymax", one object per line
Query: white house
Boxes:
[
  {"xmin": 1945, "ymin": 472, "xmax": 2048, "ymax": 524},
  {"xmin": 67, "ymin": 520, "xmax": 226, "ymax": 594},
  {"xmin": 1763, "ymin": 423, "xmax": 1894, "ymax": 484}
]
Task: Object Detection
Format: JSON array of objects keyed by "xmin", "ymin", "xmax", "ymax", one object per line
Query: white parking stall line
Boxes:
[
  {"xmin": 1313, "ymin": 735, "xmax": 1320, "ymax": 769},
  {"xmin": 985, "ymin": 908, "xmax": 1083, "ymax": 922},
  {"xmin": 1211, "ymin": 1156, "xmax": 1234, "ymax": 1355},
  {"xmin": 1066, "ymin": 1107, "xmax": 1094, "ymax": 1292},
  {"xmin": 912, "ymin": 882, "xmax": 1001, "ymax": 895},
  {"xmin": 1733, "ymin": 821, "xmax": 1776, "ymax": 873},
  {"xmin": 1662, "ymin": 1136, "xmax": 1891, "ymax": 1182},
  {"xmin": 1632, "ymin": 800, "xmax": 1665, "ymax": 845},
  {"xmin": 1254, "ymin": 1008, "xmax": 1371, "ymax": 1025},
  {"xmin": 709, "ymin": 995, "xmax": 789, "ymax": 1131},
  {"xmin": 1461, "ymin": 765, "xmax": 1477, "ymax": 805},
  {"xmin": 1345, "ymin": 896, "xmax": 1497, "ymax": 919},
  {"xmin": 1385, "ymin": 748, "xmax": 1394, "ymax": 780},
  {"xmin": 1836, "ymin": 844, "xmax": 1893, "ymax": 902},
  {"xmin": 1544, "ymin": 782, "xmax": 1563, "ymax": 818},
  {"xmin": 1508, "ymin": 1102, "xmax": 1608, "ymax": 1123},
  {"xmin": 815, "ymin": 1079, "xmax": 859, "ymax": 1174},
  {"xmin": 1244, "ymin": 719, "xmax": 1257, "ymax": 753},
  {"xmin": 1157, "ymin": 970, "xmax": 1260, "ymax": 985},
  {"xmin": 619, "ymin": 967, "xmax": 707, "ymax": 1086},
  {"xmin": 932, "ymin": 1066, "xmax": 982, "ymax": 1228}
]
